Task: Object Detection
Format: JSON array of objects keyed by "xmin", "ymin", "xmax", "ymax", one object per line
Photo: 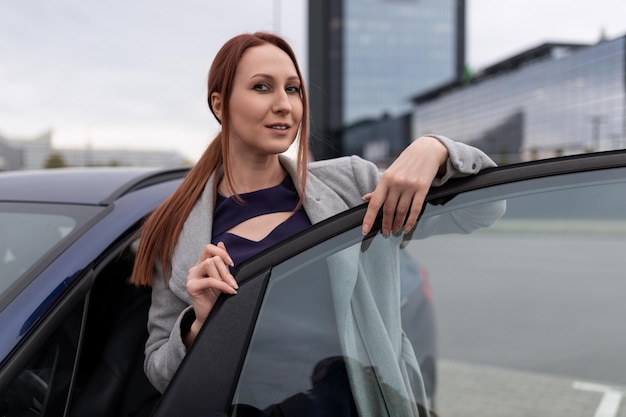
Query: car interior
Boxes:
[
  {"xmin": 68, "ymin": 242, "xmax": 161, "ymax": 417},
  {"xmin": 0, "ymin": 237, "xmax": 161, "ymax": 417}
]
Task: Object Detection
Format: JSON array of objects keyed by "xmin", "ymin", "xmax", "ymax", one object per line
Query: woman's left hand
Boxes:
[{"xmin": 362, "ymin": 136, "xmax": 448, "ymax": 237}]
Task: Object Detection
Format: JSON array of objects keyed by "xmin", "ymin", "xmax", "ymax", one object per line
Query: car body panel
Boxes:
[
  {"xmin": 0, "ymin": 167, "xmax": 187, "ymax": 205},
  {"xmin": 0, "ymin": 168, "xmax": 188, "ymax": 378}
]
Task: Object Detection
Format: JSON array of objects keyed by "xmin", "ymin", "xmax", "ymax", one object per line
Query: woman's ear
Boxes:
[{"xmin": 211, "ymin": 92, "xmax": 223, "ymax": 123}]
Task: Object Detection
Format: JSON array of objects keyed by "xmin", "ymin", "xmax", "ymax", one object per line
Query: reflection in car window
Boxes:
[
  {"xmin": 403, "ymin": 168, "xmax": 626, "ymax": 416},
  {"xmin": 0, "ymin": 211, "xmax": 75, "ymax": 294},
  {"xmin": 226, "ymin": 184, "xmax": 508, "ymax": 416},
  {"xmin": 231, "ymin": 229, "xmax": 434, "ymax": 416}
]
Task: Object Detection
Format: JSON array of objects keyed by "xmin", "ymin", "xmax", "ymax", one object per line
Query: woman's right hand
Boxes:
[{"xmin": 184, "ymin": 242, "xmax": 238, "ymax": 346}]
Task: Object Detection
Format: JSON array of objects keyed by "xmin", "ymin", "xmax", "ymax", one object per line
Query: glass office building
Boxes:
[
  {"xmin": 309, "ymin": 0, "xmax": 464, "ymax": 160},
  {"xmin": 412, "ymin": 36, "xmax": 626, "ymax": 164}
]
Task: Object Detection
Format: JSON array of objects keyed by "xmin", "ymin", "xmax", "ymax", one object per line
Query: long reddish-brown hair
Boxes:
[{"xmin": 131, "ymin": 32, "xmax": 309, "ymax": 286}]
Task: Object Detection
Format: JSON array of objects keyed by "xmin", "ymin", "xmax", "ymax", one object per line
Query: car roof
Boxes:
[{"xmin": 0, "ymin": 166, "xmax": 189, "ymax": 205}]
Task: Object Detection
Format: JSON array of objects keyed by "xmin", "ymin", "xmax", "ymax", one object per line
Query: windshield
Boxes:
[{"xmin": 0, "ymin": 202, "xmax": 101, "ymax": 303}]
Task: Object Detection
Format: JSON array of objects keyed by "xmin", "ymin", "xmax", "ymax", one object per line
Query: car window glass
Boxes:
[
  {"xmin": 403, "ymin": 168, "xmax": 626, "ymax": 416},
  {"xmin": 0, "ymin": 211, "xmax": 75, "ymax": 294},
  {"xmin": 230, "ymin": 227, "xmax": 432, "ymax": 416},
  {"xmin": 0, "ymin": 301, "xmax": 83, "ymax": 417}
]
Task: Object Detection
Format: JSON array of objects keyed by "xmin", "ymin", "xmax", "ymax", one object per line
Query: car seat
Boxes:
[{"xmin": 69, "ymin": 250, "xmax": 160, "ymax": 417}]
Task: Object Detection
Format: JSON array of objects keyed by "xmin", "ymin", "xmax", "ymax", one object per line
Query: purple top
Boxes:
[{"xmin": 212, "ymin": 175, "xmax": 311, "ymax": 268}]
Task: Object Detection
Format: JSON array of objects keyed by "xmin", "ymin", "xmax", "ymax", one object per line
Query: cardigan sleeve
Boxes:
[
  {"xmin": 305, "ymin": 135, "xmax": 496, "ymax": 212},
  {"xmin": 425, "ymin": 134, "xmax": 497, "ymax": 186},
  {"xmin": 143, "ymin": 265, "xmax": 193, "ymax": 393}
]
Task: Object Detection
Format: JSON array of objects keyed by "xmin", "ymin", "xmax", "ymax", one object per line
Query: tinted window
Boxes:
[
  {"xmin": 0, "ymin": 202, "xmax": 103, "ymax": 306},
  {"xmin": 0, "ymin": 212, "xmax": 75, "ymax": 291},
  {"xmin": 230, "ymin": 225, "xmax": 437, "ymax": 416},
  {"xmin": 403, "ymin": 167, "xmax": 626, "ymax": 416}
]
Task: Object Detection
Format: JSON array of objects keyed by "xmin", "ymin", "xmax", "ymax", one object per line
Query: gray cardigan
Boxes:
[{"xmin": 144, "ymin": 135, "xmax": 497, "ymax": 399}]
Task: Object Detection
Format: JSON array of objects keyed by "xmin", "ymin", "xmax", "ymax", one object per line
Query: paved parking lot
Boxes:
[{"xmin": 435, "ymin": 360, "xmax": 626, "ymax": 417}]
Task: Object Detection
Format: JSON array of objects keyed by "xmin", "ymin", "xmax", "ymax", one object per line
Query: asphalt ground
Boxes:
[{"xmin": 435, "ymin": 360, "xmax": 626, "ymax": 417}]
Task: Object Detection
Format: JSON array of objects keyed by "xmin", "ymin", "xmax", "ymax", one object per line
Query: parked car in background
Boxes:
[{"xmin": 2, "ymin": 148, "xmax": 626, "ymax": 416}]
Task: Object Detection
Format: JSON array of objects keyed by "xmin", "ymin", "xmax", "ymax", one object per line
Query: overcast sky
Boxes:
[{"xmin": 1, "ymin": 0, "xmax": 625, "ymax": 161}]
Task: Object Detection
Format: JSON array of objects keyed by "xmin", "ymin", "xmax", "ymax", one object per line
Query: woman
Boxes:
[{"xmin": 130, "ymin": 32, "xmax": 495, "ymax": 395}]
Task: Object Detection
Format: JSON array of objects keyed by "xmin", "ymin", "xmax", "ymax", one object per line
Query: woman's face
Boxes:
[{"xmin": 215, "ymin": 43, "xmax": 303, "ymax": 159}]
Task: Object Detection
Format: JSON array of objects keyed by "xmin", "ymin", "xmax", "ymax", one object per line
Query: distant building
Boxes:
[
  {"xmin": 411, "ymin": 35, "xmax": 626, "ymax": 164},
  {"xmin": 0, "ymin": 134, "xmax": 23, "ymax": 171},
  {"xmin": 1, "ymin": 130, "xmax": 57, "ymax": 170},
  {"xmin": 57, "ymin": 147, "xmax": 187, "ymax": 168},
  {"xmin": 308, "ymin": 0, "xmax": 465, "ymax": 161},
  {"xmin": 0, "ymin": 130, "xmax": 188, "ymax": 171}
]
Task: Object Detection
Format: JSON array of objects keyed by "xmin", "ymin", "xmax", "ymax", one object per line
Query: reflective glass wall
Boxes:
[
  {"xmin": 344, "ymin": 0, "xmax": 458, "ymax": 124},
  {"xmin": 309, "ymin": 0, "xmax": 463, "ymax": 160},
  {"xmin": 412, "ymin": 36, "xmax": 626, "ymax": 164}
]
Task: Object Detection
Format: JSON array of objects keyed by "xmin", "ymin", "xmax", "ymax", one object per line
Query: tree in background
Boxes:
[{"xmin": 44, "ymin": 152, "xmax": 67, "ymax": 169}]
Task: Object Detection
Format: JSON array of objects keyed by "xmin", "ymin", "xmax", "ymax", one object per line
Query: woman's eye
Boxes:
[
  {"xmin": 286, "ymin": 85, "xmax": 301, "ymax": 94},
  {"xmin": 253, "ymin": 83, "xmax": 270, "ymax": 92}
]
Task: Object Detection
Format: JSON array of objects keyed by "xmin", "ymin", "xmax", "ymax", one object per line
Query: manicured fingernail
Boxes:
[
  {"xmin": 229, "ymin": 276, "xmax": 238, "ymax": 289},
  {"xmin": 362, "ymin": 224, "xmax": 370, "ymax": 236}
]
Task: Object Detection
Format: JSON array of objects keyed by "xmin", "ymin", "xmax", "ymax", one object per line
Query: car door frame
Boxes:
[{"xmin": 153, "ymin": 149, "xmax": 626, "ymax": 416}]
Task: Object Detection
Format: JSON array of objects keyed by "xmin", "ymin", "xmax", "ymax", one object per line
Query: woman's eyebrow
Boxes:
[{"xmin": 250, "ymin": 73, "xmax": 300, "ymax": 82}]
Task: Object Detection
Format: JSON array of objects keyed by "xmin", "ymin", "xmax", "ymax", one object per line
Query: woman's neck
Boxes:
[{"xmin": 219, "ymin": 158, "xmax": 286, "ymax": 196}]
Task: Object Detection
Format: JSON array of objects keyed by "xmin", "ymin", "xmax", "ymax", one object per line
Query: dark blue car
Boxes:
[
  {"xmin": 2, "ymin": 150, "xmax": 626, "ymax": 416},
  {"xmin": 0, "ymin": 166, "xmax": 437, "ymax": 417}
]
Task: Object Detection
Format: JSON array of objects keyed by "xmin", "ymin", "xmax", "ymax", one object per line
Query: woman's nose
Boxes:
[{"xmin": 272, "ymin": 90, "xmax": 291, "ymax": 113}]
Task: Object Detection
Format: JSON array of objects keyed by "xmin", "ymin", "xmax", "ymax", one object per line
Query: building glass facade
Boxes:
[
  {"xmin": 344, "ymin": 0, "xmax": 458, "ymax": 124},
  {"xmin": 308, "ymin": 0, "xmax": 464, "ymax": 160},
  {"xmin": 412, "ymin": 36, "xmax": 626, "ymax": 164}
]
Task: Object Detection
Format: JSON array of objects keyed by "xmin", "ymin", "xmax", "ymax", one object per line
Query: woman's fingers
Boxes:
[
  {"xmin": 189, "ymin": 253, "xmax": 237, "ymax": 292},
  {"xmin": 193, "ymin": 242, "xmax": 237, "ymax": 287},
  {"xmin": 187, "ymin": 271, "xmax": 237, "ymax": 295},
  {"xmin": 197, "ymin": 241, "xmax": 234, "ymax": 267},
  {"xmin": 185, "ymin": 243, "xmax": 238, "ymax": 333},
  {"xmin": 362, "ymin": 136, "xmax": 448, "ymax": 237},
  {"xmin": 201, "ymin": 254, "xmax": 238, "ymax": 290},
  {"xmin": 391, "ymin": 192, "xmax": 413, "ymax": 234},
  {"xmin": 380, "ymin": 188, "xmax": 401, "ymax": 238},
  {"xmin": 404, "ymin": 191, "xmax": 426, "ymax": 234},
  {"xmin": 187, "ymin": 242, "xmax": 238, "ymax": 311}
]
